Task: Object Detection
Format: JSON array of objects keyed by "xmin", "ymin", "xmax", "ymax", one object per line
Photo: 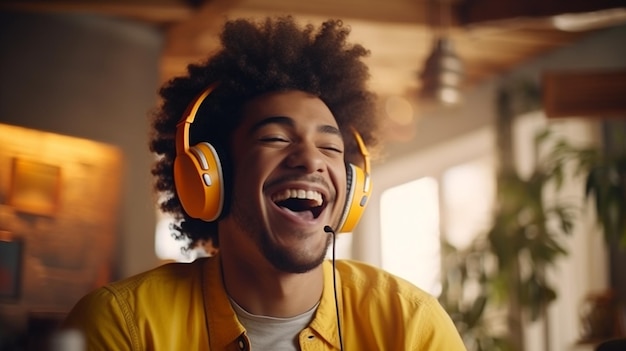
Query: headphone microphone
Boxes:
[{"xmin": 324, "ymin": 225, "xmax": 345, "ymax": 351}]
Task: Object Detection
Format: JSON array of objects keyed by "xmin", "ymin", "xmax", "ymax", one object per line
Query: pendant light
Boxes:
[{"xmin": 419, "ymin": 0, "xmax": 464, "ymax": 105}]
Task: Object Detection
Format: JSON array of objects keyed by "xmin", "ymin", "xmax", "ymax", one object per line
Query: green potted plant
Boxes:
[
  {"xmin": 439, "ymin": 127, "xmax": 580, "ymax": 351},
  {"xmin": 575, "ymin": 125, "xmax": 626, "ymax": 248},
  {"xmin": 439, "ymin": 79, "xmax": 625, "ymax": 350},
  {"xmin": 439, "ymin": 78, "xmax": 596, "ymax": 350}
]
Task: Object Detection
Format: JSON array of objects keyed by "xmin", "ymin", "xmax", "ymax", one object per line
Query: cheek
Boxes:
[
  {"xmin": 234, "ymin": 159, "xmax": 259, "ymax": 187},
  {"xmin": 232, "ymin": 152, "xmax": 273, "ymax": 193}
]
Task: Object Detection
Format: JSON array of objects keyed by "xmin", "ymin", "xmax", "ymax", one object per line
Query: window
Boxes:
[
  {"xmin": 442, "ymin": 156, "xmax": 495, "ymax": 250},
  {"xmin": 380, "ymin": 177, "xmax": 442, "ymax": 296}
]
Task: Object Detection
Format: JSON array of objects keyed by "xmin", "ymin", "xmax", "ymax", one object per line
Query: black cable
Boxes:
[{"xmin": 325, "ymin": 225, "xmax": 345, "ymax": 351}]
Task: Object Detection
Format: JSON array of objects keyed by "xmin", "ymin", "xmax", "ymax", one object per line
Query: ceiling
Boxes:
[{"xmin": 3, "ymin": 0, "xmax": 626, "ymax": 100}]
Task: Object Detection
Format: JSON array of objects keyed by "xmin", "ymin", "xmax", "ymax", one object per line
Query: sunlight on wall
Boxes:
[
  {"xmin": 326, "ymin": 233, "xmax": 354, "ymax": 260},
  {"xmin": 442, "ymin": 156, "xmax": 496, "ymax": 250},
  {"xmin": 380, "ymin": 177, "xmax": 441, "ymax": 296},
  {"xmin": 154, "ymin": 212, "xmax": 208, "ymax": 263}
]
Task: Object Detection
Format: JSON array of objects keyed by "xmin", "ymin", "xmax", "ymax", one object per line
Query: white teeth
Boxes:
[{"xmin": 271, "ymin": 189, "xmax": 323, "ymax": 206}]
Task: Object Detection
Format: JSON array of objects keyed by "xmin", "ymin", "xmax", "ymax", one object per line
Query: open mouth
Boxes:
[{"xmin": 271, "ymin": 189, "xmax": 325, "ymax": 219}]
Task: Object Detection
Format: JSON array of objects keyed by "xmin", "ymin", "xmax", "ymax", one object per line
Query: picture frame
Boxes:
[
  {"xmin": 0, "ymin": 231, "xmax": 23, "ymax": 301},
  {"xmin": 8, "ymin": 157, "xmax": 62, "ymax": 216}
]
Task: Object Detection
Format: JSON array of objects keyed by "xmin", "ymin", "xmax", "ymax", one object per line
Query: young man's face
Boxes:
[{"xmin": 226, "ymin": 90, "xmax": 348, "ymax": 273}]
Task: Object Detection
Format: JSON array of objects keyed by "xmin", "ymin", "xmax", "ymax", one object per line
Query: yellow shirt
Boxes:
[{"xmin": 63, "ymin": 256, "xmax": 466, "ymax": 351}]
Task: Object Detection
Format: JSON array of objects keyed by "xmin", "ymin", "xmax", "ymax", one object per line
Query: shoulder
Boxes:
[
  {"xmin": 333, "ymin": 260, "xmax": 466, "ymax": 349},
  {"xmin": 107, "ymin": 258, "xmax": 205, "ymax": 296},
  {"xmin": 62, "ymin": 258, "xmax": 210, "ymax": 350},
  {"xmin": 335, "ymin": 259, "xmax": 435, "ymax": 303},
  {"xmin": 64, "ymin": 258, "xmax": 207, "ymax": 325},
  {"xmin": 334, "ymin": 259, "xmax": 451, "ymax": 322}
]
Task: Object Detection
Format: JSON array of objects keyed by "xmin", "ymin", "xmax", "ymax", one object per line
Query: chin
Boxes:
[
  {"xmin": 271, "ymin": 254, "xmax": 326, "ymax": 274},
  {"xmin": 263, "ymin": 236, "xmax": 331, "ymax": 274}
]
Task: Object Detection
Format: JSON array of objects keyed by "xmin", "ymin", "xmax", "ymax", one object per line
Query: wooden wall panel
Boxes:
[{"xmin": 542, "ymin": 69, "xmax": 626, "ymax": 118}]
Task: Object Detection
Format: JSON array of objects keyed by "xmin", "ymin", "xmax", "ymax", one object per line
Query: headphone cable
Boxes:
[{"xmin": 325, "ymin": 225, "xmax": 345, "ymax": 351}]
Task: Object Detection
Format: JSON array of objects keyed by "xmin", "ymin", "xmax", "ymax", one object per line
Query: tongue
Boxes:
[{"xmin": 280, "ymin": 206, "xmax": 314, "ymax": 221}]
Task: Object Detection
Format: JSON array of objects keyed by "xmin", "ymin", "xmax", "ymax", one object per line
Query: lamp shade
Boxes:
[{"xmin": 419, "ymin": 37, "xmax": 464, "ymax": 105}]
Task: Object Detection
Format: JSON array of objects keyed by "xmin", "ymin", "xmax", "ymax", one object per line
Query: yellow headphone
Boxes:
[
  {"xmin": 174, "ymin": 83, "xmax": 224, "ymax": 221},
  {"xmin": 174, "ymin": 84, "xmax": 373, "ymax": 233},
  {"xmin": 336, "ymin": 130, "xmax": 372, "ymax": 233}
]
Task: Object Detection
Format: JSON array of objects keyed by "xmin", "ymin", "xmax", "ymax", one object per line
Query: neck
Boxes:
[
  {"xmin": 222, "ymin": 261, "xmax": 323, "ymax": 318},
  {"xmin": 218, "ymin": 224, "xmax": 325, "ymax": 318}
]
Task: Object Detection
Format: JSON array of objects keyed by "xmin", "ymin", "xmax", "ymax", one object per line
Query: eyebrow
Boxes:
[{"xmin": 249, "ymin": 116, "xmax": 342, "ymax": 136}]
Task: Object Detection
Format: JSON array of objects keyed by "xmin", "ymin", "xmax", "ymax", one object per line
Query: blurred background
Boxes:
[{"xmin": 1, "ymin": 0, "xmax": 625, "ymax": 350}]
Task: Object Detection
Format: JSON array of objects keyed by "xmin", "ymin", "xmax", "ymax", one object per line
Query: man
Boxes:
[{"xmin": 63, "ymin": 16, "xmax": 467, "ymax": 350}]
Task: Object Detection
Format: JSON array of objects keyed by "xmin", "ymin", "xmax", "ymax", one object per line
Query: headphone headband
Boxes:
[
  {"xmin": 173, "ymin": 82, "xmax": 224, "ymax": 221},
  {"xmin": 352, "ymin": 129, "xmax": 371, "ymax": 193},
  {"xmin": 175, "ymin": 83, "xmax": 219, "ymax": 156}
]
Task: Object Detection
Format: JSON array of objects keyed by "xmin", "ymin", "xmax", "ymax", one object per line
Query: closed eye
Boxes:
[
  {"xmin": 320, "ymin": 146, "xmax": 343, "ymax": 154},
  {"xmin": 259, "ymin": 136, "xmax": 290, "ymax": 143}
]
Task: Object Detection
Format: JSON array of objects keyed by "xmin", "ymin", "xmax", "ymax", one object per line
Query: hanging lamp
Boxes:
[{"xmin": 419, "ymin": 0, "xmax": 464, "ymax": 105}]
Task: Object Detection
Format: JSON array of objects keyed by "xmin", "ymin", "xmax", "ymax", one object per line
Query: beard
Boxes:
[
  {"xmin": 261, "ymin": 233, "xmax": 331, "ymax": 274},
  {"xmin": 230, "ymin": 196, "xmax": 331, "ymax": 274}
]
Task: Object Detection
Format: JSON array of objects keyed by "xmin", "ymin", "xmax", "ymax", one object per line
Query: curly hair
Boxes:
[{"xmin": 149, "ymin": 16, "xmax": 380, "ymax": 252}]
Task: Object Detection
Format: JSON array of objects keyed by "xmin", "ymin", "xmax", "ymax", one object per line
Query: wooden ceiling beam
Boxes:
[
  {"xmin": 235, "ymin": 0, "xmax": 430, "ymax": 25},
  {"xmin": 543, "ymin": 69, "xmax": 626, "ymax": 118},
  {"xmin": 0, "ymin": 0, "xmax": 435, "ymax": 26},
  {"xmin": 0, "ymin": 0, "xmax": 195, "ymax": 24},
  {"xmin": 456, "ymin": 0, "xmax": 626, "ymax": 26},
  {"xmin": 163, "ymin": 8, "xmax": 234, "ymax": 60}
]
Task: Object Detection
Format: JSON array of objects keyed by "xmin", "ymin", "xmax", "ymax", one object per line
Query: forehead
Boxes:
[{"xmin": 239, "ymin": 90, "xmax": 339, "ymax": 132}]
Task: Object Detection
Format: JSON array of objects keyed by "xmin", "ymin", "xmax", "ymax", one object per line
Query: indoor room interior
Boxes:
[{"xmin": 1, "ymin": 0, "xmax": 626, "ymax": 350}]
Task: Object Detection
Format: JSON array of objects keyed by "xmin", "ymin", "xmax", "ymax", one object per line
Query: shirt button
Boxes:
[{"xmin": 237, "ymin": 336, "xmax": 248, "ymax": 350}]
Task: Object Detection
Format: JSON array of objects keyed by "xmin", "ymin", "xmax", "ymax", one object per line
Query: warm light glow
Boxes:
[
  {"xmin": 439, "ymin": 70, "xmax": 462, "ymax": 86},
  {"xmin": 438, "ymin": 87, "xmax": 461, "ymax": 105},
  {"xmin": 442, "ymin": 156, "xmax": 496, "ymax": 249},
  {"xmin": 0, "ymin": 123, "xmax": 122, "ymax": 297},
  {"xmin": 385, "ymin": 95, "xmax": 414, "ymax": 125},
  {"xmin": 380, "ymin": 177, "xmax": 441, "ymax": 296},
  {"xmin": 552, "ymin": 8, "xmax": 626, "ymax": 32}
]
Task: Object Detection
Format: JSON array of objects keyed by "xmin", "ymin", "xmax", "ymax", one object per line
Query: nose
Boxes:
[{"xmin": 285, "ymin": 141, "xmax": 325, "ymax": 173}]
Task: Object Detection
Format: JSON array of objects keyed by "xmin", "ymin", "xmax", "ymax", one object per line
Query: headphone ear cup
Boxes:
[
  {"xmin": 337, "ymin": 163, "xmax": 371, "ymax": 233},
  {"xmin": 173, "ymin": 142, "xmax": 224, "ymax": 221}
]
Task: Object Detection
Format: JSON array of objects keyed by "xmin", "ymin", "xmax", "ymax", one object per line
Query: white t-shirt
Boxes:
[{"xmin": 230, "ymin": 298, "xmax": 318, "ymax": 351}]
